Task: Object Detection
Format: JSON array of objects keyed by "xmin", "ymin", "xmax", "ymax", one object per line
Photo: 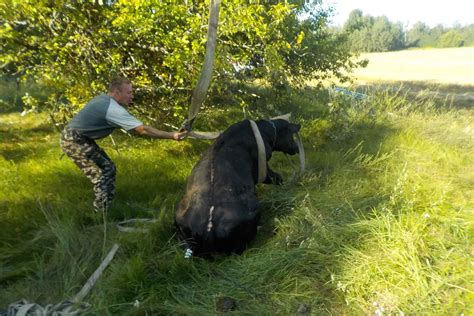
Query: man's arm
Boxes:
[{"xmin": 134, "ymin": 125, "xmax": 187, "ymax": 140}]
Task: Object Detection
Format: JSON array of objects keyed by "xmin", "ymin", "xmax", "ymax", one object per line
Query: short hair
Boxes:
[{"xmin": 108, "ymin": 77, "xmax": 131, "ymax": 92}]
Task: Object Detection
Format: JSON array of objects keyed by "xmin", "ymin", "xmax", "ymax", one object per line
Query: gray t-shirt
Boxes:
[{"xmin": 67, "ymin": 94, "xmax": 142, "ymax": 139}]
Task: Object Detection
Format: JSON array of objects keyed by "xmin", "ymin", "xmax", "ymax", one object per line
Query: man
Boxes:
[{"xmin": 60, "ymin": 77, "xmax": 187, "ymax": 213}]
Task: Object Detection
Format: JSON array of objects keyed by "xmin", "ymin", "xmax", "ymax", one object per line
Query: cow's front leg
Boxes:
[{"xmin": 264, "ymin": 165, "xmax": 283, "ymax": 185}]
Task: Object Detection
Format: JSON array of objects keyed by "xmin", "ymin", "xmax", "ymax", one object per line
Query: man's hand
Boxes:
[{"xmin": 173, "ymin": 131, "xmax": 188, "ymax": 141}]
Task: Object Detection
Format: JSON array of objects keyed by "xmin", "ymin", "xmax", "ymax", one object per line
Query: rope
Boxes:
[
  {"xmin": 180, "ymin": 0, "xmax": 221, "ymax": 136},
  {"xmin": 186, "ymin": 131, "xmax": 221, "ymax": 140},
  {"xmin": 5, "ymin": 244, "xmax": 119, "ymax": 316},
  {"xmin": 4, "ymin": 209, "xmax": 157, "ymax": 314},
  {"xmin": 187, "ymin": 0, "xmax": 221, "ymax": 125},
  {"xmin": 6, "ymin": 299, "xmax": 90, "ymax": 316},
  {"xmin": 72, "ymin": 244, "xmax": 119, "ymax": 303},
  {"xmin": 116, "ymin": 218, "xmax": 158, "ymax": 233}
]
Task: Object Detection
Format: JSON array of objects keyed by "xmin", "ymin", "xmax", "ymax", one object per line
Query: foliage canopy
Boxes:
[{"xmin": 0, "ymin": 0, "xmax": 358, "ymax": 125}]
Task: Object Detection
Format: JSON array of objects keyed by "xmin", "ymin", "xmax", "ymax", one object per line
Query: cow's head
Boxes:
[{"xmin": 271, "ymin": 119, "xmax": 301, "ymax": 155}]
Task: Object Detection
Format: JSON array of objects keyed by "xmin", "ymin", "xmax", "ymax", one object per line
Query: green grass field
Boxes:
[
  {"xmin": 354, "ymin": 47, "xmax": 474, "ymax": 86},
  {"xmin": 1, "ymin": 50, "xmax": 473, "ymax": 314}
]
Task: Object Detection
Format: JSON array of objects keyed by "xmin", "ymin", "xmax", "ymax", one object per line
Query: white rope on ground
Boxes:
[
  {"xmin": 116, "ymin": 218, "xmax": 158, "ymax": 233},
  {"xmin": 4, "ymin": 211, "xmax": 154, "ymax": 315},
  {"xmin": 4, "ymin": 243, "xmax": 119, "ymax": 316},
  {"xmin": 101, "ymin": 208, "xmax": 108, "ymax": 268},
  {"xmin": 5, "ymin": 299, "xmax": 90, "ymax": 316},
  {"xmin": 72, "ymin": 244, "xmax": 119, "ymax": 303}
]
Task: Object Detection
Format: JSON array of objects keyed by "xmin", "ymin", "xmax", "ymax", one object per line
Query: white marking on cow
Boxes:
[
  {"xmin": 210, "ymin": 165, "xmax": 215, "ymax": 185},
  {"xmin": 207, "ymin": 205, "xmax": 215, "ymax": 232}
]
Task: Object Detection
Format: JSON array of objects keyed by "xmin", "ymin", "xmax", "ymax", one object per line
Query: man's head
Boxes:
[{"xmin": 108, "ymin": 77, "xmax": 133, "ymax": 106}]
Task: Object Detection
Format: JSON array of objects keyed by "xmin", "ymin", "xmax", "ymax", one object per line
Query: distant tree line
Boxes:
[{"xmin": 338, "ymin": 9, "xmax": 474, "ymax": 52}]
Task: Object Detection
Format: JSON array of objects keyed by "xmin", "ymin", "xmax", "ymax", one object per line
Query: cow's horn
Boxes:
[{"xmin": 270, "ymin": 113, "xmax": 291, "ymax": 121}]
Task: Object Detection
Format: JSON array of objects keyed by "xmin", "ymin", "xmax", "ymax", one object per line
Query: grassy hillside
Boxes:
[{"xmin": 1, "ymin": 83, "xmax": 472, "ymax": 314}]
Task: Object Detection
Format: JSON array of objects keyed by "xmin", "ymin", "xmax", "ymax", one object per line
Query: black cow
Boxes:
[{"xmin": 175, "ymin": 119, "xmax": 301, "ymax": 256}]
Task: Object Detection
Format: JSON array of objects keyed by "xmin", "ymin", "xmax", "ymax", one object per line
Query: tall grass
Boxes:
[{"xmin": 0, "ymin": 85, "xmax": 472, "ymax": 314}]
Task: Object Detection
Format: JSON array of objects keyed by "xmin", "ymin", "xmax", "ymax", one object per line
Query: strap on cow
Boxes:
[
  {"xmin": 295, "ymin": 132, "xmax": 305, "ymax": 173},
  {"xmin": 270, "ymin": 113, "xmax": 305, "ymax": 175},
  {"xmin": 249, "ymin": 120, "xmax": 267, "ymax": 183},
  {"xmin": 249, "ymin": 117, "xmax": 305, "ymax": 184}
]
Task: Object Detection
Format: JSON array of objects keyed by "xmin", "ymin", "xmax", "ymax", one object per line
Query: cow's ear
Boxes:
[{"xmin": 289, "ymin": 123, "xmax": 301, "ymax": 133}]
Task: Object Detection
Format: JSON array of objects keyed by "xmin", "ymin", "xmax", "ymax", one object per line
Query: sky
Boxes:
[{"xmin": 325, "ymin": 0, "xmax": 474, "ymax": 28}]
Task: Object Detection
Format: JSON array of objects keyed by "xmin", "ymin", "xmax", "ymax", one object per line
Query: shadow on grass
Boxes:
[
  {"xmin": 0, "ymin": 119, "xmax": 57, "ymax": 162},
  {"xmin": 0, "ymin": 141, "xmax": 56, "ymax": 163}
]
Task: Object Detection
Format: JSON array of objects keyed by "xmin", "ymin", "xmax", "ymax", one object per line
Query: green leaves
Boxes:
[{"xmin": 1, "ymin": 1, "xmax": 355, "ymax": 125}]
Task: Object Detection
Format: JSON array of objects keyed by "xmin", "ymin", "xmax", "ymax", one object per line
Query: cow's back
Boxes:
[{"xmin": 175, "ymin": 121, "xmax": 260, "ymax": 255}]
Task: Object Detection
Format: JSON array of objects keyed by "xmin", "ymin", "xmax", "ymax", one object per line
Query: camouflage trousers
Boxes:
[{"xmin": 60, "ymin": 129, "xmax": 116, "ymax": 212}]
